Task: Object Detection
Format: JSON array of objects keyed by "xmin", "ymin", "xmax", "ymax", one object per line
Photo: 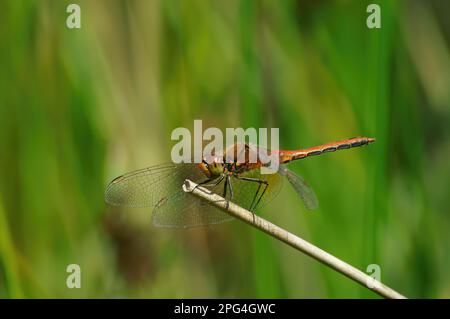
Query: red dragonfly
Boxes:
[{"xmin": 105, "ymin": 137, "xmax": 375, "ymax": 228}]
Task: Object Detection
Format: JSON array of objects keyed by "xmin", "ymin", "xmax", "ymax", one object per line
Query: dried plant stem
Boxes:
[{"xmin": 183, "ymin": 179, "xmax": 406, "ymax": 299}]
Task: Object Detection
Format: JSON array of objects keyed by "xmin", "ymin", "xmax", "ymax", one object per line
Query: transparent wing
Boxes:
[
  {"xmin": 222, "ymin": 143, "xmax": 283, "ymax": 211},
  {"xmin": 105, "ymin": 163, "xmax": 283, "ymax": 228},
  {"xmin": 229, "ymin": 169, "xmax": 283, "ymax": 211},
  {"xmin": 280, "ymin": 167, "xmax": 318, "ymax": 210},
  {"xmin": 105, "ymin": 163, "xmax": 197, "ymax": 208},
  {"xmin": 151, "ymin": 180, "xmax": 234, "ymax": 228},
  {"xmin": 105, "ymin": 163, "xmax": 234, "ymax": 228},
  {"xmin": 152, "ymin": 167, "xmax": 283, "ymax": 228}
]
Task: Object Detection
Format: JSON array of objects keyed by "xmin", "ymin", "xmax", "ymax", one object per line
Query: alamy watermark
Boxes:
[
  {"xmin": 366, "ymin": 4, "xmax": 381, "ymax": 29},
  {"xmin": 366, "ymin": 264, "xmax": 382, "ymax": 289},
  {"xmin": 66, "ymin": 264, "xmax": 81, "ymax": 289},
  {"xmin": 66, "ymin": 4, "xmax": 81, "ymax": 29},
  {"xmin": 171, "ymin": 120, "xmax": 280, "ymax": 174}
]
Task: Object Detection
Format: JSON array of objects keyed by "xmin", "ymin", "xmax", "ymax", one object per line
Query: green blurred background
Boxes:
[{"xmin": 1, "ymin": 0, "xmax": 449, "ymax": 298}]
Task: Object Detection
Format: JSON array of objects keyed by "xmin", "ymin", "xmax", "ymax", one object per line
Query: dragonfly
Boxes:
[{"xmin": 105, "ymin": 137, "xmax": 375, "ymax": 228}]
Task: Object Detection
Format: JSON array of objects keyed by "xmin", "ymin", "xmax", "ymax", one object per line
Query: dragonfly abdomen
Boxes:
[{"xmin": 279, "ymin": 137, "xmax": 375, "ymax": 164}]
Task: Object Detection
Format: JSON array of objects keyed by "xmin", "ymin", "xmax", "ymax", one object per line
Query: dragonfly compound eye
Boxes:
[{"xmin": 198, "ymin": 162, "xmax": 211, "ymax": 178}]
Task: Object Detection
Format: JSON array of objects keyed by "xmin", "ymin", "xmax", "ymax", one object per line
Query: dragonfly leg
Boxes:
[
  {"xmin": 196, "ymin": 175, "xmax": 224, "ymax": 188},
  {"xmin": 192, "ymin": 178, "xmax": 211, "ymax": 193},
  {"xmin": 235, "ymin": 176, "xmax": 268, "ymax": 211},
  {"xmin": 227, "ymin": 175, "xmax": 234, "ymax": 200},
  {"xmin": 198, "ymin": 178, "xmax": 212, "ymax": 186},
  {"xmin": 194, "ymin": 175, "xmax": 226, "ymax": 207},
  {"xmin": 212, "ymin": 175, "xmax": 225, "ymax": 187},
  {"xmin": 223, "ymin": 176, "xmax": 228, "ymax": 199},
  {"xmin": 193, "ymin": 176, "xmax": 224, "ymax": 197},
  {"xmin": 222, "ymin": 176, "xmax": 230, "ymax": 209},
  {"xmin": 222, "ymin": 175, "xmax": 234, "ymax": 209}
]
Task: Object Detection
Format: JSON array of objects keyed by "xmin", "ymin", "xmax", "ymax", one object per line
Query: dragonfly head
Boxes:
[{"xmin": 198, "ymin": 157, "xmax": 224, "ymax": 178}]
